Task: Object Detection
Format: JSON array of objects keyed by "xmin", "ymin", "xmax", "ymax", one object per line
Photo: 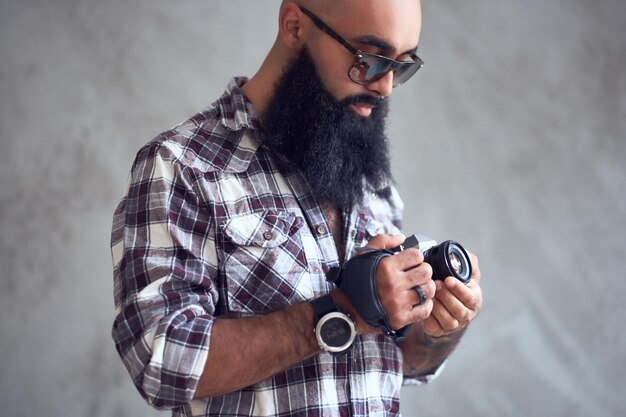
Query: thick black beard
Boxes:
[{"xmin": 258, "ymin": 47, "xmax": 392, "ymax": 210}]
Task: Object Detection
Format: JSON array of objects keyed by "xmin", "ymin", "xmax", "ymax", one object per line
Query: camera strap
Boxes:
[{"xmin": 326, "ymin": 249, "xmax": 411, "ymax": 341}]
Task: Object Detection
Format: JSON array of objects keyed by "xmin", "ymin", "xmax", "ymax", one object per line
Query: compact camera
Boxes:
[{"xmin": 391, "ymin": 234, "xmax": 473, "ymax": 284}]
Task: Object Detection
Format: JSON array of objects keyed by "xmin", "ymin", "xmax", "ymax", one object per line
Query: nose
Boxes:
[{"xmin": 365, "ymin": 70, "xmax": 394, "ymax": 98}]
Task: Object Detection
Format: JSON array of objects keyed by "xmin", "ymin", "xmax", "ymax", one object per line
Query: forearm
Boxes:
[
  {"xmin": 194, "ymin": 301, "xmax": 320, "ymax": 398},
  {"xmin": 397, "ymin": 322, "xmax": 466, "ymax": 377}
]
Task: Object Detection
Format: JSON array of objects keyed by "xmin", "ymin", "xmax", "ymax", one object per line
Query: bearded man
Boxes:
[{"xmin": 110, "ymin": 1, "xmax": 483, "ymax": 416}]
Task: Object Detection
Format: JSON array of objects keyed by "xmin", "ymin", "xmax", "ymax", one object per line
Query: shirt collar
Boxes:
[{"xmin": 218, "ymin": 77, "xmax": 260, "ymax": 132}]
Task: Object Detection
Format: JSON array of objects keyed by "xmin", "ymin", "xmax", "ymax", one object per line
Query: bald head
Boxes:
[
  {"xmin": 281, "ymin": 0, "xmax": 421, "ymax": 20},
  {"xmin": 280, "ymin": 0, "xmax": 340, "ymax": 13},
  {"xmin": 243, "ymin": 0, "xmax": 422, "ymax": 115},
  {"xmin": 280, "ymin": 0, "xmax": 422, "ymax": 50}
]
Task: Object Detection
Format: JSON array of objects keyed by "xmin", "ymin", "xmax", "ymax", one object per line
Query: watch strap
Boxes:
[{"xmin": 311, "ymin": 294, "xmax": 337, "ymax": 323}]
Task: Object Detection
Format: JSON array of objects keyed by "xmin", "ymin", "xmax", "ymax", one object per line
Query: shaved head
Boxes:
[
  {"xmin": 281, "ymin": 0, "xmax": 421, "ymax": 18},
  {"xmin": 280, "ymin": 0, "xmax": 339, "ymax": 12},
  {"xmin": 280, "ymin": 0, "xmax": 422, "ymax": 54}
]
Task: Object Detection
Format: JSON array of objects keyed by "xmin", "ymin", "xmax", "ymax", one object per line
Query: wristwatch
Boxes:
[{"xmin": 311, "ymin": 294, "xmax": 356, "ymax": 354}]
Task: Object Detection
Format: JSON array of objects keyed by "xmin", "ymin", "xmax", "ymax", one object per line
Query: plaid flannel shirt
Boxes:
[{"xmin": 111, "ymin": 78, "xmax": 433, "ymax": 416}]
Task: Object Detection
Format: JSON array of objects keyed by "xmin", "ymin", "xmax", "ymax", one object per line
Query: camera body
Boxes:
[
  {"xmin": 392, "ymin": 234, "xmax": 473, "ymax": 284},
  {"xmin": 329, "ymin": 233, "xmax": 474, "ymax": 340}
]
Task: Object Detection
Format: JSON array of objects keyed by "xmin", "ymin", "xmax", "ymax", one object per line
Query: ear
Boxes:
[{"xmin": 278, "ymin": 2, "xmax": 307, "ymax": 49}]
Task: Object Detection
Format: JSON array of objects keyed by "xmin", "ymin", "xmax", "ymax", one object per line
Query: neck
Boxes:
[{"xmin": 242, "ymin": 41, "xmax": 292, "ymax": 118}]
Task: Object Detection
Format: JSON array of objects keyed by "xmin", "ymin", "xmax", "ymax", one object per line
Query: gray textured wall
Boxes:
[{"xmin": 1, "ymin": 1, "xmax": 625, "ymax": 416}]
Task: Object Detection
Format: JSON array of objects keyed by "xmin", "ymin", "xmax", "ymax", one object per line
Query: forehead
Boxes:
[{"xmin": 323, "ymin": 0, "xmax": 422, "ymax": 53}]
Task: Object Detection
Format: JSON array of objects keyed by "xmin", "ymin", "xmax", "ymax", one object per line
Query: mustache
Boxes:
[{"xmin": 341, "ymin": 94, "xmax": 385, "ymax": 107}]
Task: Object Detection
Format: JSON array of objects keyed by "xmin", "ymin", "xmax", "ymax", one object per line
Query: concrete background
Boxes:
[{"xmin": 1, "ymin": 0, "xmax": 624, "ymax": 416}]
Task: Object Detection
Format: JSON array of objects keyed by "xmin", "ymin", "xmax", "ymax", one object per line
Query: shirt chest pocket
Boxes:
[{"xmin": 221, "ymin": 210, "xmax": 313, "ymax": 314}]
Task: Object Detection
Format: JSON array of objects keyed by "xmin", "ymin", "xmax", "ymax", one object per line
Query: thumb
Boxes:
[{"xmin": 365, "ymin": 233, "xmax": 406, "ymax": 251}]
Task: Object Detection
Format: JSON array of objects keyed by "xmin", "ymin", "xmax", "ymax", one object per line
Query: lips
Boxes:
[
  {"xmin": 350, "ymin": 103, "xmax": 375, "ymax": 117},
  {"xmin": 342, "ymin": 95, "xmax": 383, "ymax": 117}
]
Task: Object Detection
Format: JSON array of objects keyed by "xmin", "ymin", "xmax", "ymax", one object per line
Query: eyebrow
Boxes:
[{"xmin": 353, "ymin": 35, "xmax": 419, "ymax": 56}]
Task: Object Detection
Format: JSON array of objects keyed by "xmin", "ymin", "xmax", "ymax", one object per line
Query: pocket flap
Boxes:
[{"xmin": 222, "ymin": 210, "xmax": 300, "ymax": 248}]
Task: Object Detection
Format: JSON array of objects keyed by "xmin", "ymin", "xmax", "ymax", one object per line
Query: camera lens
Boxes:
[{"xmin": 422, "ymin": 240, "xmax": 472, "ymax": 284}]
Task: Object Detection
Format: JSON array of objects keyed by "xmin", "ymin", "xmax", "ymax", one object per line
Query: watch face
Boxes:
[
  {"xmin": 321, "ymin": 317, "xmax": 352, "ymax": 347},
  {"xmin": 317, "ymin": 312, "xmax": 356, "ymax": 352}
]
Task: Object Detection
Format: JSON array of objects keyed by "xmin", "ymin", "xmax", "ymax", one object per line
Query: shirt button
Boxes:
[
  {"xmin": 316, "ymin": 225, "xmax": 327, "ymax": 235},
  {"xmin": 263, "ymin": 231, "xmax": 273, "ymax": 240}
]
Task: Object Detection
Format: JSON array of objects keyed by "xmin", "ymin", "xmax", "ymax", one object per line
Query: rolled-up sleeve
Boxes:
[
  {"xmin": 402, "ymin": 362, "xmax": 446, "ymax": 386},
  {"xmin": 111, "ymin": 143, "xmax": 219, "ymax": 409}
]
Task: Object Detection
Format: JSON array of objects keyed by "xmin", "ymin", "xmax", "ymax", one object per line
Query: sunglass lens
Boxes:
[
  {"xmin": 349, "ymin": 54, "xmax": 393, "ymax": 84},
  {"xmin": 350, "ymin": 53, "xmax": 423, "ymax": 86},
  {"xmin": 392, "ymin": 62, "xmax": 421, "ymax": 86}
]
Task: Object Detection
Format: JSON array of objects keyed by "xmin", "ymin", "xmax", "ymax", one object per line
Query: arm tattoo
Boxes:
[{"xmin": 399, "ymin": 324, "xmax": 467, "ymax": 377}]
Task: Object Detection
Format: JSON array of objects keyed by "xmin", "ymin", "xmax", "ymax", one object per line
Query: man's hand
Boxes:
[
  {"xmin": 423, "ymin": 252, "xmax": 482, "ymax": 337},
  {"xmin": 397, "ymin": 248, "xmax": 482, "ymax": 377},
  {"xmin": 366, "ymin": 234, "xmax": 437, "ymax": 331}
]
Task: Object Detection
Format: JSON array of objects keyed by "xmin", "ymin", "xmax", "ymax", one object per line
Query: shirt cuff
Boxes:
[{"xmin": 402, "ymin": 361, "xmax": 447, "ymax": 386}]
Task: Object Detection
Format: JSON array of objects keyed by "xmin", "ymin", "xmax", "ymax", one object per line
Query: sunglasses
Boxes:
[{"xmin": 298, "ymin": 6, "xmax": 424, "ymax": 87}]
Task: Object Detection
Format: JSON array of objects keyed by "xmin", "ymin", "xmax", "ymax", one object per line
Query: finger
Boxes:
[
  {"xmin": 414, "ymin": 286, "xmax": 427, "ymax": 306},
  {"xmin": 380, "ymin": 277, "xmax": 434, "ymax": 313},
  {"xmin": 366, "ymin": 233, "xmax": 406, "ymax": 250},
  {"xmin": 430, "ymin": 297, "xmax": 460, "ymax": 332},
  {"xmin": 376, "ymin": 249, "xmax": 424, "ymax": 283},
  {"xmin": 423, "ymin": 314, "xmax": 446, "ymax": 337},
  {"xmin": 404, "ymin": 299, "xmax": 434, "ymax": 325},
  {"xmin": 433, "ymin": 279, "xmax": 479, "ymax": 328},
  {"xmin": 377, "ymin": 261, "xmax": 433, "ymax": 306},
  {"xmin": 469, "ymin": 252, "xmax": 481, "ymax": 284},
  {"xmin": 384, "ymin": 291, "xmax": 434, "ymax": 330},
  {"xmin": 409, "ymin": 279, "xmax": 437, "ymax": 307},
  {"xmin": 381, "ymin": 247, "xmax": 424, "ymax": 273},
  {"xmin": 396, "ymin": 248, "xmax": 425, "ymax": 271},
  {"xmin": 443, "ymin": 276, "xmax": 482, "ymax": 313},
  {"xmin": 410, "ymin": 279, "xmax": 436, "ymax": 308},
  {"xmin": 404, "ymin": 262, "xmax": 433, "ymax": 287},
  {"xmin": 436, "ymin": 279, "xmax": 470, "ymax": 318}
]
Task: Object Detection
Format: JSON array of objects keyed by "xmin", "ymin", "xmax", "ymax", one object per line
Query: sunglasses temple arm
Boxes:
[{"xmin": 299, "ymin": 6, "xmax": 359, "ymax": 56}]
